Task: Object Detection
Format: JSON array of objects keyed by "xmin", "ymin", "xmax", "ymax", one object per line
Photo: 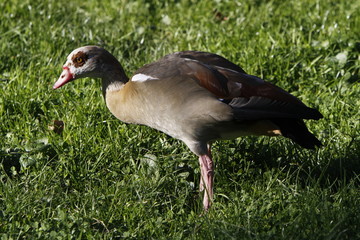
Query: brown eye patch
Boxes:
[{"xmin": 72, "ymin": 51, "xmax": 88, "ymax": 67}]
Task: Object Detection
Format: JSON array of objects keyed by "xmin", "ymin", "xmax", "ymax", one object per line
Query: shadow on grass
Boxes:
[
  {"xmin": 0, "ymin": 149, "xmax": 22, "ymax": 176},
  {"xmin": 216, "ymin": 137, "xmax": 360, "ymax": 191},
  {"xmin": 0, "ymin": 144, "xmax": 57, "ymax": 178}
]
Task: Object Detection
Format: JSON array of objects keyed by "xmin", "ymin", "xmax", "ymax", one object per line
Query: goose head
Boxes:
[{"xmin": 53, "ymin": 46, "xmax": 126, "ymax": 89}]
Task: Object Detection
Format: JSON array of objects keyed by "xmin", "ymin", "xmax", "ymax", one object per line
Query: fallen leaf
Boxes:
[{"xmin": 49, "ymin": 120, "xmax": 64, "ymax": 134}]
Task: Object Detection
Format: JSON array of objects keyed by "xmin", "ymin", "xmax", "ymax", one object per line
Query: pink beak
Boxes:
[{"xmin": 53, "ymin": 66, "xmax": 74, "ymax": 89}]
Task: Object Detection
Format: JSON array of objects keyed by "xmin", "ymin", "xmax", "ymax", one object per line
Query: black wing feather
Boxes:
[{"xmin": 229, "ymin": 96, "xmax": 323, "ymax": 120}]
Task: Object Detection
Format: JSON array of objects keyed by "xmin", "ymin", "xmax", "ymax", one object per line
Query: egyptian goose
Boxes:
[{"xmin": 53, "ymin": 46, "xmax": 322, "ymax": 210}]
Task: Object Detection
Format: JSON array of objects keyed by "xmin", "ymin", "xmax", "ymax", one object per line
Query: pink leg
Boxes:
[
  {"xmin": 199, "ymin": 143, "xmax": 212, "ymax": 193},
  {"xmin": 198, "ymin": 152, "xmax": 214, "ymax": 211}
]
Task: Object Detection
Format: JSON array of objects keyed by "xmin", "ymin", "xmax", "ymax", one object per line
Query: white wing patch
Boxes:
[{"xmin": 131, "ymin": 73, "xmax": 158, "ymax": 82}]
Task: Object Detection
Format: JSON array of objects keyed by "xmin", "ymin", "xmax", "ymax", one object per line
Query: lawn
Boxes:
[{"xmin": 1, "ymin": 0, "xmax": 359, "ymax": 239}]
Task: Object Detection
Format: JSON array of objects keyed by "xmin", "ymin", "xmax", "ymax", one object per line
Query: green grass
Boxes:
[{"xmin": 1, "ymin": 0, "xmax": 359, "ymax": 239}]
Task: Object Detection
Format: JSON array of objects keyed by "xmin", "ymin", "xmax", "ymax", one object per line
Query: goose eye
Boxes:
[
  {"xmin": 76, "ymin": 57, "xmax": 84, "ymax": 64},
  {"xmin": 72, "ymin": 51, "xmax": 88, "ymax": 67}
]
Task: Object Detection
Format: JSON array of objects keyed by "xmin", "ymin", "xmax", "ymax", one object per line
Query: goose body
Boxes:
[{"xmin": 54, "ymin": 46, "xmax": 322, "ymax": 210}]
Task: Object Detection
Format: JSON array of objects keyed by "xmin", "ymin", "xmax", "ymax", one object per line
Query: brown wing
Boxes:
[
  {"xmin": 176, "ymin": 51, "xmax": 323, "ymax": 120},
  {"xmin": 174, "ymin": 51, "xmax": 246, "ymax": 74}
]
